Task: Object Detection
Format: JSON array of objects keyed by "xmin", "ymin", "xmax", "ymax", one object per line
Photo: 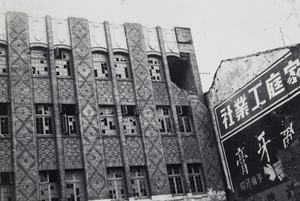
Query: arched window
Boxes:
[
  {"xmin": 92, "ymin": 52, "xmax": 110, "ymax": 78},
  {"xmin": 55, "ymin": 49, "xmax": 73, "ymax": 77},
  {"xmin": 31, "ymin": 48, "xmax": 49, "ymax": 76},
  {"xmin": 0, "ymin": 45, "xmax": 7, "ymax": 74},
  {"xmin": 114, "ymin": 53, "xmax": 131, "ymax": 79},
  {"xmin": 148, "ymin": 56, "xmax": 163, "ymax": 81}
]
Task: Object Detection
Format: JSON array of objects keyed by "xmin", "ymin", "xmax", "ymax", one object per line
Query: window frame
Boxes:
[
  {"xmin": 0, "ymin": 45, "xmax": 8, "ymax": 74},
  {"xmin": 99, "ymin": 106, "xmax": 117, "ymax": 135},
  {"xmin": 177, "ymin": 106, "xmax": 193, "ymax": 133},
  {"xmin": 167, "ymin": 165, "xmax": 184, "ymax": 195},
  {"xmin": 114, "ymin": 53, "xmax": 132, "ymax": 79},
  {"xmin": 188, "ymin": 164, "xmax": 205, "ymax": 193},
  {"xmin": 35, "ymin": 105, "xmax": 53, "ymax": 135},
  {"xmin": 0, "ymin": 172, "xmax": 13, "ymax": 201},
  {"xmin": 55, "ymin": 48, "xmax": 73, "ymax": 77},
  {"xmin": 107, "ymin": 168, "xmax": 126, "ymax": 200},
  {"xmin": 92, "ymin": 51, "xmax": 110, "ymax": 79},
  {"xmin": 0, "ymin": 103, "xmax": 9, "ymax": 136},
  {"xmin": 130, "ymin": 167, "xmax": 149, "ymax": 198},
  {"xmin": 148, "ymin": 56, "xmax": 164, "ymax": 82},
  {"xmin": 157, "ymin": 107, "xmax": 172, "ymax": 134},
  {"xmin": 65, "ymin": 170, "xmax": 85, "ymax": 201},
  {"xmin": 60, "ymin": 104, "xmax": 79, "ymax": 136},
  {"xmin": 121, "ymin": 105, "xmax": 139, "ymax": 134},
  {"xmin": 39, "ymin": 171, "xmax": 60, "ymax": 201},
  {"xmin": 31, "ymin": 48, "xmax": 49, "ymax": 77}
]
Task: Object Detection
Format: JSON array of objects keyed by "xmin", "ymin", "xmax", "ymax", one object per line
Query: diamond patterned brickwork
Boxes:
[
  {"xmin": 0, "ymin": 75, "xmax": 8, "ymax": 102},
  {"xmin": 175, "ymin": 27, "xmax": 193, "ymax": 43},
  {"xmin": 125, "ymin": 23, "xmax": 170, "ymax": 195},
  {"xmin": 104, "ymin": 137, "xmax": 123, "ymax": 166},
  {"xmin": 153, "ymin": 82, "xmax": 170, "ymax": 105},
  {"xmin": 182, "ymin": 136, "xmax": 201, "ymax": 162},
  {"xmin": 63, "ymin": 137, "xmax": 83, "ymax": 169},
  {"xmin": 57, "ymin": 78, "xmax": 76, "ymax": 103},
  {"xmin": 33, "ymin": 77, "xmax": 52, "ymax": 103},
  {"xmin": 171, "ymin": 82, "xmax": 189, "ymax": 106},
  {"xmin": 69, "ymin": 17, "xmax": 107, "ymax": 199},
  {"xmin": 190, "ymin": 96, "xmax": 225, "ymax": 190},
  {"xmin": 0, "ymin": 139, "xmax": 12, "ymax": 171},
  {"xmin": 96, "ymin": 80, "xmax": 114, "ymax": 104},
  {"xmin": 126, "ymin": 136, "xmax": 145, "ymax": 165},
  {"xmin": 38, "ymin": 138, "xmax": 57, "ymax": 170},
  {"xmin": 118, "ymin": 80, "xmax": 135, "ymax": 104},
  {"xmin": 7, "ymin": 11, "xmax": 38, "ymax": 200},
  {"xmin": 161, "ymin": 136, "xmax": 180, "ymax": 164}
]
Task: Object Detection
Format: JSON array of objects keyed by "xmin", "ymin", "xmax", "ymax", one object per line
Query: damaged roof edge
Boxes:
[{"xmin": 207, "ymin": 43, "xmax": 300, "ymax": 94}]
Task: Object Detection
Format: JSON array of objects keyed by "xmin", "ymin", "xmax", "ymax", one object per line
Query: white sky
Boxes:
[{"xmin": 1, "ymin": 0, "xmax": 300, "ymax": 92}]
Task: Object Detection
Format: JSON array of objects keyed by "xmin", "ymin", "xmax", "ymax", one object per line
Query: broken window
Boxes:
[
  {"xmin": 39, "ymin": 171, "xmax": 60, "ymax": 201},
  {"xmin": 188, "ymin": 164, "xmax": 205, "ymax": 193},
  {"xmin": 107, "ymin": 168, "xmax": 126, "ymax": 199},
  {"xmin": 31, "ymin": 48, "xmax": 49, "ymax": 76},
  {"xmin": 148, "ymin": 56, "xmax": 163, "ymax": 81},
  {"xmin": 0, "ymin": 172, "xmax": 13, "ymax": 201},
  {"xmin": 157, "ymin": 107, "xmax": 172, "ymax": 134},
  {"xmin": 35, "ymin": 105, "xmax": 53, "ymax": 135},
  {"xmin": 176, "ymin": 106, "xmax": 193, "ymax": 133},
  {"xmin": 130, "ymin": 167, "xmax": 149, "ymax": 198},
  {"xmin": 121, "ymin": 105, "xmax": 139, "ymax": 134},
  {"xmin": 55, "ymin": 49, "xmax": 72, "ymax": 77},
  {"xmin": 167, "ymin": 53, "xmax": 195, "ymax": 92},
  {"xmin": 65, "ymin": 170, "xmax": 85, "ymax": 201},
  {"xmin": 0, "ymin": 45, "xmax": 7, "ymax": 74},
  {"xmin": 60, "ymin": 104, "xmax": 78, "ymax": 135},
  {"xmin": 114, "ymin": 54, "xmax": 131, "ymax": 79},
  {"xmin": 0, "ymin": 103, "xmax": 9, "ymax": 136},
  {"xmin": 99, "ymin": 106, "xmax": 117, "ymax": 135},
  {"xmin": 93, "ymin": 52, "xmax": 110, "ymax": 78}
]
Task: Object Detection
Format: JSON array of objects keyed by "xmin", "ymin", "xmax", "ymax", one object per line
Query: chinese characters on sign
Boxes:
[
  {"xmin": 214, "ymin": 48, "xmax": 300, "ymax": 198},
  {"xmin": 215, "ymin": 50, "xmax": 300, "ymax": 139}
]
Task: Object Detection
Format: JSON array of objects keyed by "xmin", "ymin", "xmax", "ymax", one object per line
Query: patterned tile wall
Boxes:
[
  {"xmin": 125, "ymin": 23, "xmax": 170, "ymax": 195},
  {"xmin": 33, "ymin": 77, "xmax": 52, "ymax": 103},
  {"xmin": 161, "ymin": 136, "xmax": 180, "ymax": 164},
  {"xmin": 118, "ymin": 80, "xmax": 135, "ymax": 104},
  {"xmin": 104, "ymin": 137, "xmax": 123, "ymax": 166},
  {"xmin": 171, "ymin": 82, "xmax": 189, "ymax": 106},
  {"xmin": 153, "ymin": 82, "xmax": 170, "ymax": 105},
  {"xmin": 69, "ymin": 17, "xmax": 107, "ymax": 199},
  {"xmin": 190, "ymin": 97, "xmax": 225, "ymax": 190},
  {"xmin": 57, "ymin": 78, "xmax": 76, "ymax": 103},
  {"xmin": 38, "ymin": 138, "xmax": 57, "ymax": 170},
  {"xmin": 0, "ymin": 139, "xmax": 12, "ymax": 171},
  {"xmin": 63, "ymin": 137, "xmax": 83, "ymax": 169},
  {"xmin": 126, "ymin": 136, "xmax": 145, "ymax": 165},
  {"xmin": 96, "ymin": 80, "xmax": 114, "ymax": 104},
  {"xmin": 182, "ymin": 136, "xmax": 201, "ymax": 162},
  {"xmin": 0, "ymin": 75, "xmax": 8, "ymax": 102},
  {"xmin": 7, "ymin": 11, "xmax": 38, "ymax": 200}
]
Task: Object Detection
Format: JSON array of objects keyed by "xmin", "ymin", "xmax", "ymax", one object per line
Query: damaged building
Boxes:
[
  {"xmin": 206, "ymin": 44, "xmax": 300, "ymax": 200},
  {"xmin": 0, "ymin": 11, "xmax": 225, "ymax": 201}
]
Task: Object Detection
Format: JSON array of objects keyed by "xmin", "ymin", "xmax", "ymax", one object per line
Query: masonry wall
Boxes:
[{"xmin": 0, "ymin": 11, "xmax": 225, "ymax": 201}]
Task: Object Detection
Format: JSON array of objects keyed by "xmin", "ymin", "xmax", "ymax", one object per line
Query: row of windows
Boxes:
[
  {"xmin": 0, "ymin": 46, "xmax": 165, "ymax": 82},
  {"xmin": 0, "ymin": 164, "xmax": 204, "ymax": 201},
  {"xmin": 0, "ymin": 104, "xmax": 193, "ymax": 136}
]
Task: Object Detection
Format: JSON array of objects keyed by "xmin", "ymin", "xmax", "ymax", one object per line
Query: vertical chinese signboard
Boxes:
[{"xmin": 214, "ymin": 46, "xmax": 300, "ymax": 198}]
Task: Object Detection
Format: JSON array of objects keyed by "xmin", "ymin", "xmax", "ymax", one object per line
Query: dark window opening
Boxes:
[
  {"xmin": 167, "ymin": 53, "xmax": 195, "ymax": 92},
  {"xmin": 60, "ymin": 104, "xmax": 78, "ymax": 135}
]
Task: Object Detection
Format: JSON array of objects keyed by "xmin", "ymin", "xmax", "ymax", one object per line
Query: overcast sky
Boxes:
[{"xmin": 1, "ymin": 0, "xmax": 300, "ymax": 92}]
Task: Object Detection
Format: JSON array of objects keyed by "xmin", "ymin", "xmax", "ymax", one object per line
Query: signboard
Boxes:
[{"xmin": 214, "ymin": 46, "xmax": 300, "ymax": 197}]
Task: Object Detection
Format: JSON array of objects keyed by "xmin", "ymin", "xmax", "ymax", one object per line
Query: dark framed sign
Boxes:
[{"xmin": 214, "ymin": 46, "xmax": 300, "ymax": 198}]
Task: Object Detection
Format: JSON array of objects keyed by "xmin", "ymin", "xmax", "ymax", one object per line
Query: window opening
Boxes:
[
  {"xmin": 39, "ymin": 171, "xmax": 60, "ymax": 201},
  {"xmin": 176, "ymin": 106, "xmax": 192, "ymax": 133},
  {"xmin": 148, "ymin": 56, "xmax": 163, "ymax": 81},
  {"xmin": 31, "ymin": 48, "xmax": 49, "ymax": 76},
  {"xmin": 114, "ymin": 54, "xmax": 131, "ymax": 79},
  {"xmin": 35, "ymin": 105, "xmax": 53, "ymax": 135},
  {"xmin": 121, "ymin": 105, "xmax": 138, "ymax": 134},
  {"xmin": 60, "ymin": 104, "xmax": 78, "ymax": 135},
  {"xmin": 107, "ymin": 168, "xmax": 126, "ymax": 199},
  {"xmin": 157, "ymin": 107, "xmax": 172, "ymax": 134},
  {"xmin": 99, "ymin": 106, "xmax": 117, "ymax": 135},
  {"xmin": 130, "ymin": 167, "xmax": 149, "ymax": 198},
  {"xmin": 55, "ymin": 49, "xmax": 72, "ymax": 77},
  {"xmin": 65, "ymin": 170, "xmax": 85, "ymax": 201},
  {"xmin": 93, "ymin": 52, "xmax": 110, "ymax": 78},
  {"xmin": 188, "ymin": 164, "xmax": 204, "ymax": 193},
  {"xmin": 167, "ymin": 165, "xmax": 184, "ymax": 194},
  {"xmin": 0, "ymin": 172, "xmax": 13, "ymax": 201},
  {"xmin": 0, "ymin": 45, "xmax": 7, "ymax": 74},
  {"xmin": 0, "ymin": 103, "xmax": 9, "ymax": 136}
]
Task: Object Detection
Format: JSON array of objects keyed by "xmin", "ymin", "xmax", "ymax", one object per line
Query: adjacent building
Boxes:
[
  {"xmin": 206, "ymin": 44, "xmax": 300, "ymax": 200},
  {"xmin": 0, "ymin": 11, "xmax": 225, "ymax": 201}
]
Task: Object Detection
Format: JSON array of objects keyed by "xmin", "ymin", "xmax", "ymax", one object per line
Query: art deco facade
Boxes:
[{"xmin": 0, "ymin": 11, "xmax": 224, "ymax": 201}]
